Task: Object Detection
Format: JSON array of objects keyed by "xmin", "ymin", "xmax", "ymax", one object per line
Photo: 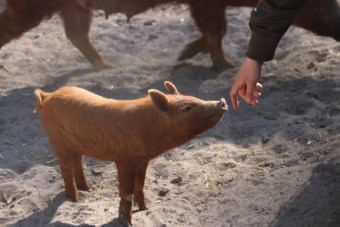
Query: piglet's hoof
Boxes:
[
  {"xmin": 76, "ymin": 182, "xmax": 90, "ymax": 191},
  {"xmin": 66, "ymin": 192, "xmax": 79, "ymax": 202},
  {"xmin": 118, "ymin": 217, "xmax": 133, "ymax": 227},
  {"xmin": 119, "ymin": 199, "xmax": 133, "ymax": 226}
]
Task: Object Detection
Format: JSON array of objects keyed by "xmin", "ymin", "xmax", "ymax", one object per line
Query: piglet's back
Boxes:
[
  {"xmin": 35, "ymin": 87, "xmax": 108, "ymax": 109},
  {"xmin": 34, "ymin": 86, "xmax": 152, "ymax": 123},
  {"xmin": 34, "ymin": 87, "xmax": 110, "ymax": 144},
  {"xmin": 33, "ymin": 87, "xmax": 155, "ymax": 159},
  {"xmin": 34, "ymin": 87, "xmax": 115, "ymax": 129}
]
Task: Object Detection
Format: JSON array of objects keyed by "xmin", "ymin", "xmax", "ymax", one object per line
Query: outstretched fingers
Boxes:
[
  {"xmin": 250, "ymin": 82, "xmax": 263, "ymax": 104},
  {"xmin": 230, "ymin": 82, "xmax": 263, "ymax": 110},
  {"xmin": 244, "ymin": 82, "xmax": 263, "ymax": 106}
]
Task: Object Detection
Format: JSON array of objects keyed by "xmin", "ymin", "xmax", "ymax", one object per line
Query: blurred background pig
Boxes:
[{"xmin": 0, "ymin": 0, "xmax": 339, "ymax": 70}]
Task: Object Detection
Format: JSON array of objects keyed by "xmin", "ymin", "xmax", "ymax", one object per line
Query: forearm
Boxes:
[{"xmin": 247, "ymin": 0, "xmax": 306, "ymax": 62}]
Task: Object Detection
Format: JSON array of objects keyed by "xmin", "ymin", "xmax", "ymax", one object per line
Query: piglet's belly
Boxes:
[{"xmin": 47, "ymin": 128, "xmax": 149, "ymax": 161}]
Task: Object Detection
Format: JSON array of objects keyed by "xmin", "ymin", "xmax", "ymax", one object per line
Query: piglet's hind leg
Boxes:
[
  {"xmin": 57, "ymin": 154, "xmax": 79, "ymax": 202},
  {"xmin": 73, "ymin": 153, "xmax": 90, "ymax": 191}
]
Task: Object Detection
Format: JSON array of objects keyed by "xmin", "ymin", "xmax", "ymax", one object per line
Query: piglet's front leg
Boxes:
[
  {"xmin": 133, "ymin": 161, "xmax": 149, "ymax": 211},
  {"xmin": 119, "ymin": 195, "xmax": 133, "ymax": 226},
  {"xmin": 116, "ymin": 161, "xmax": 135, "ymax": 226}
]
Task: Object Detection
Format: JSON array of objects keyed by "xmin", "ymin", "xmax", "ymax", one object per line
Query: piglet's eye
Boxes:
[{"xmin": 180, "ymin": 104, "xmax": 193, "ymax": 112}]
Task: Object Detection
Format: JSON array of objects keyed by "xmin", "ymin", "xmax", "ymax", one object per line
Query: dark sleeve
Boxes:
[{"xmin": 246, "ymin": 0, "xmax": 306, "ymax": 61}]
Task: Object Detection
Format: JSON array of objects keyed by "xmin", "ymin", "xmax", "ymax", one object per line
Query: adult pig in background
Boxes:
[
  {"xmin": 34, "ymin": 81, "xmax": 227, "ymax": 226},
  {"xmin": 85, "ymin": 0, "xmax": 340, "ymax": 69},
  {"xmin": 1, "ymin": 0, "xmax": 339, "ymax": 70},
  {"xmin": 0, "ymin": 0, "xmax": 115, "ymax": 69}
]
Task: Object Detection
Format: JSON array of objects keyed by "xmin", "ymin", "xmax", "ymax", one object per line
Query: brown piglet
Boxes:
[{"xmin": 34, "ymin": 81, "xmax": 227, "ymax": 226}]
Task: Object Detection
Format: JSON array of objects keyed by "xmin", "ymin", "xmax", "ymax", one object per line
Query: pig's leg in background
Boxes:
[
  {"xmin": 116, "ymin": 161, "xmax": 135, "ymax": 226},
  {"xmin": 179, "ymin": 1, "xmax": 231, "ymax": 70},
  {"xmin": 59, "ymin": 1, "xmax": 115, "ymax": 69},
  {"xmin": 133, "ymin": 161, "xmax": 148, "ymax": 211},
  {"xmin": 178, "ymin": 36, "xmax": 207, "ymax": 62},
  {"xmin": 73, "ymin": 153, "xmax": 90, "ymax": 191}
]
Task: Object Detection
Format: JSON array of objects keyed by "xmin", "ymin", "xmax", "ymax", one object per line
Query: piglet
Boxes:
[{"xmin": 34, "ymin": 81, "xmax": 227, "ymax": 226}]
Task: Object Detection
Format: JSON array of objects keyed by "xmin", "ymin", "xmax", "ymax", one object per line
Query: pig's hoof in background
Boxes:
[
  {"xmin": 93, "ymin": 60, "xmax": 117, "ymax": 70},
  {"xmin": 212, "ymin": 59, "xmax": 233, "ymax": 72}
]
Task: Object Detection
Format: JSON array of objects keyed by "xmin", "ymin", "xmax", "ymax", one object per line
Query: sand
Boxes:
[{"xmin": 0, "ymin": 2, "xmax": 340, "ymax": 227}]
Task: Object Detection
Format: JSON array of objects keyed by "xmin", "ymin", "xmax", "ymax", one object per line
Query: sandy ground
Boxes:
[{"xmin": 0, "ymin": 2, "xmax": 340, "ymax": 227}]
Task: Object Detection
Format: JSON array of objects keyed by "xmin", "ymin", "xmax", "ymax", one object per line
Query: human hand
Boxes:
[{"xmin": 229, "ymin": 57, "xmax": 263, "ymax": 110}]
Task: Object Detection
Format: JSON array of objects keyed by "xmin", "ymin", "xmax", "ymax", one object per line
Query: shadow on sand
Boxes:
[
  {"xmin": 271, "ymin": 162, "xmax": 340, "ymax": 227},
  {"xmin": 9, "ymin": 192, "xmax": 127, "ymax": 227}
]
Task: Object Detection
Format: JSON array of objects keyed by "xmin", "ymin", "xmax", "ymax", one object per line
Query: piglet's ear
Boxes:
[
  {"xmin": 149, "ymin": 89, "xmax": 168, "ymax": 112},
  {"xmin": 164, "ymin": 81, "xmax": 180, "ymax": 94}
]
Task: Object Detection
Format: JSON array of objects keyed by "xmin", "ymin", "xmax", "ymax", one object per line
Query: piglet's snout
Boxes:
[
  {"xmin": 205, "ymin": 98, "xmax": 227, "ymax": 112},
  {"xmin": 219, "ymin": 98, "xmax": 228, "ymax": 111}
]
